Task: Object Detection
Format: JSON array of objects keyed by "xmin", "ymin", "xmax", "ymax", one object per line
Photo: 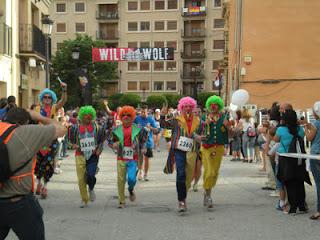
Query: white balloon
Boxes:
[
  {"xmin": 230, "ymin": 103, "xmax": 238, "ymax": 111},
  {"xmin": 231, "ymin": 89, "xmax": 249, "ymax": 106}
]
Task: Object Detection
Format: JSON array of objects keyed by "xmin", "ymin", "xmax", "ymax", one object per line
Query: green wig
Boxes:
[
  {"xmin": 78, "ymin": 106, "xmax": 96, "ymax": 121},
  {"xmin": 205, "ymin": 95, "xmax": 224, "ymax": 111}
]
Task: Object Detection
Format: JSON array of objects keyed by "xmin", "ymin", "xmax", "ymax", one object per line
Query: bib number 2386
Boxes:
[
  {"xmin": 122, "ymin": 147, "xmax": 134, "ymax": 159},
  {"xmin": 177, "ymin": 137, "xmax": 193, "ymax": 152},
  {"xmin": 80, "ymin": 138, "xmax": 95, "ymax": 152}
]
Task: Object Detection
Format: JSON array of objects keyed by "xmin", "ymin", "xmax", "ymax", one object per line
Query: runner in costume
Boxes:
[
  {"xmin": 199, "ymin": 95, "xmax": 228, "ymax": 209},
  {"xmin": 35, "ymin": 84, "xmax": 67, "ymax": 198},
  {"xmin": 164, "ymin": 97, "xmax": 201, "ymax": 213},
  {"xmin": 69, "ymin": 106, "xmax": 105, "ymax": 208}
]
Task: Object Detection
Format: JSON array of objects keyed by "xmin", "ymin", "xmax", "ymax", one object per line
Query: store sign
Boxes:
[{"xmin": 92, "ymin": 48, "xmax": 174, "ymax": 62}]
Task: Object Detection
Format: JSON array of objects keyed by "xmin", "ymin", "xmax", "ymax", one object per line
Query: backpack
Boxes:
[
  {"xmin": 287, "ymin": 134, "xmax": 306, "ymax": 164},
  {"xmin": 247, "ymin": 126, "xmax": 256, "ymax": 137},
  {"xmin": 0, "ymin": 125, "xmax": 32, "ymax": 187}
]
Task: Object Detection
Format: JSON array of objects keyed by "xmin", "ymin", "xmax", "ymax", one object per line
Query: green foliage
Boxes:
[
  {"xmin": 50, "ymin": 34, "xmax": 117, "ymax": 109},
  {"xmin": 108, "ymin": 93, "xmax": 123, "ymax": 110},
  {"xmin": 163, "ymin": 94, "xmax": 184, "ymax": 108},
  {"xmin": 146, "ymin": 95, "xmax": 167, "ymax": 109},
  {"xmin": 197, "ymin": 92, "xmax": 216, "ymax": 109},
  {"xmin": 119, "ymin": 94, "xmax": 141, "ymax": 108}
]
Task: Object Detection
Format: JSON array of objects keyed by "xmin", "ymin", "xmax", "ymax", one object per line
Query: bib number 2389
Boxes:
[
  {"xmin": 80, "ymin": 138, "xmax": 95, "ymax": 152},
  {"xmin": 177, "ymin": 137, "xmax": 193, "ymax": 152},
  {"xmin": 122, "ymin": 147, "xmax": 134, "ymax": 159}
]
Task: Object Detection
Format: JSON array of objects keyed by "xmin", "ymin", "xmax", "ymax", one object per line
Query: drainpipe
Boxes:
[{"xmin": 236, "ymin": 0, "xmax": 243, "ymax": 90}]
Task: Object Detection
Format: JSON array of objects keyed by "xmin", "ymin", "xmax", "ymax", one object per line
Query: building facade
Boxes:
[
  {"xmin": 0, "ymin": 0, "xmax": 52, "ymax": 108},
  {"xmin": 226, "ymin": 0, "xmax": 320, "ymax": 109},
  {"xmin": 49, "ymin": 0, "xmax": 227, "ymax": 99}
]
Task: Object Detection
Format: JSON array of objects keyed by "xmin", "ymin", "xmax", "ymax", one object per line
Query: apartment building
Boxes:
[
  {"xmin": 0, "ymin": 0, "xmax": 51, "ymax": 108},
  {"xmin": 50, "ymin": 0, "xmax": 226, "ymax": 99},
  {"xmin": 226, "ymin": 0, "xmax": 320, "ymax": 109}
]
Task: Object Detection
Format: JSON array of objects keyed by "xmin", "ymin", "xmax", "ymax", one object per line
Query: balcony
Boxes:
[
  {"xmin": 96, "ymin": 30, "xmax": 119, "ymax": 41},
  {"xmin": 19, "ymin": 24, "xmax": 50, "ymax": 59},
  {"xmin": 181, "ymin": 6, "xmax": 206, "ymax": 17},
  {"xmin": 181, "ymin": 70, "xmax": 205, "ymax": 80},
  {"xmin": 182, "ymin": 28, "xmax": 205, "ymax": 38},
  {"xmin": 96, "ymin": 11, "xmax": 119, "ymax": 20},
  {"xmin": 181, "ymin": 49, "xmax": 205, "ymax": 59},
  {"xmin": 0, "ymin": 23, "xmax": 12, "ymax": 56}
]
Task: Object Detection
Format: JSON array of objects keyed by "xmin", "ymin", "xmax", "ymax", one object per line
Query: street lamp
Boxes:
[
  {"xmin": 42, "ymin": 15, "xmax": 53, "ymax": 88},
  {"xmin": 72, "ymin": 47, "xmax": 80, "ymax": 60}
]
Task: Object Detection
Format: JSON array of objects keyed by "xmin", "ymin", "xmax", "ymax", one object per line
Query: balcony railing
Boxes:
[
  {"xmin": 182, "ymin": 28, "xmax": 206, "ymax": 38},
  {"xmin": 96, "ymin": 11, "xmax": 119, "ymax": 20},
  {"xmin": 181, "ymin": 6, "xmax": 206, "ymax": 17},
  {"xmin": 19, "ymin": 24, "xmax": 50, "ymax": 59},
  {"xmin": 181, "ymin": 49, "xmax": 205, "ymax": 59},
  {"xmin": 0, "ymin": 23, "xmax": 12, "ymax": 56},
  {"xmin": 96, "ymin": 30, "xmax": 119, "ymax": 40},
  {"xmin": 181, "ymin": 70, "xmax": 205, "ymax": 79}
]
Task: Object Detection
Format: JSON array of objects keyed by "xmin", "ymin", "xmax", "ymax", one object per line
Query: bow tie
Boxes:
[{"xmin": 79, "ymin": 124, "xmax": 94, "ymax": 134}]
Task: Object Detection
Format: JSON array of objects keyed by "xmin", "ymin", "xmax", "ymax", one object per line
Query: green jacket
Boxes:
[{"xmin": 200, "ymin": 114, "xmax": 228, "ymax": 145}]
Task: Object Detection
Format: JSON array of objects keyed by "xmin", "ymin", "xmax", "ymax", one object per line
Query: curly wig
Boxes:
[
  {"xmin": 177, "ymin": 96, "xmax": 197, "ymax": 112},
  {"xmin": 119, "ymin": 106, "xmax": 136, "ymax": 120},
  {"xmin": 39, "ymin": 88, "xmax": 57, "ymax": 104},
  {"xmin": 78, "ymin": 106, "xmax": 96, "ymax": 122},
  {"xmin": 205, "ymin": 95, "xmax": 224, "ymax": 111}
]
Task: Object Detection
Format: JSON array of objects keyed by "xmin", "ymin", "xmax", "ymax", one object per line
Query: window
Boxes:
[
  {"xmin": 214, "ymin": 0, "xmax": 222, "ymax": 7},
  {"xmin": 140, "ymin": 0, "xmax": 150, "ymax": 10},
  {"xmin": 128, "ymin": 62, "xmax": 138, "ymax": 71},
  {"xmin": 167, "ymin": 20, "xmax": 177, "ymax": 30},
  {"xmin": 166, "ymin": 61, "xmax": 177, "ymax": 71},
  {"xmin": 154, "ymin": 61, "xmax": 164, "ymax": 71},
  {"xmin": 75, "ymin": 23, "xmax": 85, "ymax": 32},
  {"xmin": 128, "ymin": 42, "xmax": 138, "ymax": 48},
  {"xmin": 213, "ymin": 40, "xmax": 225, "ymax": 50},
  {"xmin": 128, "ymin": 81, "xmax": 137, "ymax": 90},
  {"xmin": 155, "ymin": 0, "xmax": 165, "ymax": 10},
  {"xmin": 212, "ymin": 60, "xmax": 220, "ymax": 70},
  {"xmin": 167, "ymin": 0, "xmax": 178, "ymax": 10},
  {"xmin": 140, "ymin": 81, "xmax": 150, "ymax": 90},
  {"xmin": 167, "ymin": 41, "xmax": 177, "ymax": 50},
  {"xmin": 56, "ymin": 23, "xmax": 66, "ymax": 33},
  {"xmin": 56, "ymin": 3, "xmax": 66, "ymax": 13},
  {"xmin": 154, "ymin": 82, "xmax": 164, "ymax": 91},
  {"xmin": 214, "ymin": 19, "xmax": 225, "ymax": 29},
  {"xmin": 56, "ymin": 42, "xmax": 64, "ymax": 50},
  {"xmin": 140, "ymin": 62, "xmax": 150, "ymax": 71},
  {"xmin": 154, "ymin": 21, "xmax": 165, "ymax": 31},
  {"xmin": 166, "ymin": 81, "xmax": 176, "ymax": 90},
  {"xmin": 75, "ymin": 2, "xmax": 85, "ymax": 12},
  {"xmin": 154, "ymin": 41, "xmax": 165, "ymax": 48},
  {"xmin": 128, "ymin": 1, "xmax": 138, "ymax": 11},
  {"xmin": 128, "ymin": 22, "xmax": 138, "ymax": 31},
  {"xmin": 140, "ymin": 21, "xmax": 150, "ymax": 31},
  {"xmin": 140, "ymin": 42, "xmax": 150, "ymax": 48}
]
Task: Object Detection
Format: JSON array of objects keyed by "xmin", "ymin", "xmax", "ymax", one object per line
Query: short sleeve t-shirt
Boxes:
[
  {"xmin": 276, "ymin": 126, "xmax": 304, "ymax": 153},
  {"xmin": 311, "ymin": 120, "xmax": 320, "ymax": 154},
  {"xmin": 134, "ymin": 115, "xmax": 157, "ymax": 148}
]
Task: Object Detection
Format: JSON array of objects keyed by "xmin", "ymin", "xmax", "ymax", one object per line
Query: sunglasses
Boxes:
[{"xmin": 43, "ymin": 95, "xmax": 52, "ymax": 99}]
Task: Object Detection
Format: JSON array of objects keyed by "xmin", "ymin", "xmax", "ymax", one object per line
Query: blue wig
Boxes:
[{"xmin": 39, "ymin": 88, "xmax": 57, "ymax": 104}]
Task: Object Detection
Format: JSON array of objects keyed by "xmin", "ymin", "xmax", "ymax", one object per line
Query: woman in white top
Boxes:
[{"xmin": 238, "ymin": 109, "xmax": 256, "ymax": 163}]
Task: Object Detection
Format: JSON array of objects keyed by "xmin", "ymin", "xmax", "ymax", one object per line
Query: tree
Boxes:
[
  {"xmin": 119, "ymin": 94, "xmax": 141, "ymax": 108},
  {"xmin": 50, "ymin": 34, "xmax": 117, "ymax": 109},
  {"xmin": 146, "ymin": 95, "xmax": 167, "ymax": 109},
  {"xmin": 108, "ymin": 93, "xmax": 123, "ymax": 110},
  {"xmin": 197, "ymin": 92, "xmax": 215, "ymax": 109},
  {"xmin": 163, "ymin": 94, "xmax": 184, "ymax": 108}
]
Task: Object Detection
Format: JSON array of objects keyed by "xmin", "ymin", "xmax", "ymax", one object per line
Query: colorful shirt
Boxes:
[{"xmin": 276, "ymin": 126, "xmax": 304, "ymax": 153}]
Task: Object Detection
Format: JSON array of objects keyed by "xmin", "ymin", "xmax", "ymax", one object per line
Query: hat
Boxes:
[
  {"xmin": 155, "ymin": 109, "xmax": 160, "ymax": 113},
  {"xmin": 313, "ymin": 101, "xmax": 320, "ymax": 118}
]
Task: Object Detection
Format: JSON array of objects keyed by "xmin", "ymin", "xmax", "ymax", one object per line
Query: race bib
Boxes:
[
  {"xmin": 164, "ymin": 129, "xmax": 172, "ymax": 138},
  {"xmin": 177, "ymin": 136, "xmax": 193, "ymax": 152},
  {"xmin": 122, "ymin": 147, "xmax": 134, "ymax": 159},
  {"xmin": 80, "ymin": 137, "xmax": 95, "ymax": 152},
  {"xmin": 155, "ymin": 121, "xmax": 160, "ymax": 128}
]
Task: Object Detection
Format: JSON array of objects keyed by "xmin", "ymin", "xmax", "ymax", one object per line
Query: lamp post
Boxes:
[{"xmin": 42, "ymin": 16, "xmax": 53, "ymax": 88}]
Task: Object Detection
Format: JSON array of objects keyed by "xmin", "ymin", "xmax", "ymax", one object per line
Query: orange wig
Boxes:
[{"xmin": 119, "ymin": 106, "xmax": 136, "ymax": 120}]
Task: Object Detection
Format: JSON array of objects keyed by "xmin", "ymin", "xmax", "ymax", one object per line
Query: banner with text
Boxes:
[{"xmin": 92, "ymin": 48, "xmax": 174, "ymax": 62}]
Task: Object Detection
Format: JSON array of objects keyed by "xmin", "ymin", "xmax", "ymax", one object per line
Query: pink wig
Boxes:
[{"xmin": 177, "ymin": 96, "xmax": 197, "ymax": 111}]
